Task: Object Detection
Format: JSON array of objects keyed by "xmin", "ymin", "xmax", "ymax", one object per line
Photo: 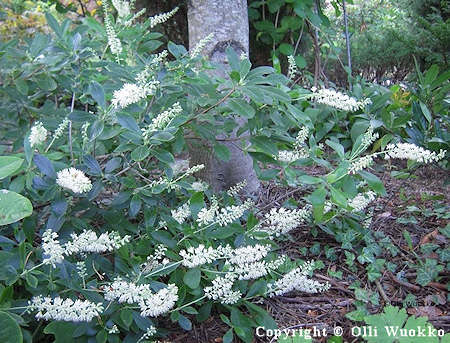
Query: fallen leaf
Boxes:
[
  {"xmin": 407, "ymin": 306, "xmax": 443, "ymax": 319},
  {"xmin": 420, "ymin": 229, "xmax": 438, "ymax": 245}
]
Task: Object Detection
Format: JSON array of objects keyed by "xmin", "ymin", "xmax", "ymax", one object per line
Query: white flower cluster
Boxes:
[
  {"xmin": 104, "ymin": 279, "xmax": 178, "ymax": 317},
  {"xmin": 29, "ymin": 121, "xmax": 48, "ymax": 147},
  {"xmin": 228, "ymin": 244, "xmax": 271, "ymax": 264},
  {"xmin": 267, "ymin": 261, "xmax": 330, "ymax": 297},
  {"xmin": 360, "ymin": 126, "xmax": 379, "ymax": 151},
  {"xmin": 204, "ymin": 273, "xmax": 241, "ymax": 305},
  {"xmin": 294, "ymin": 126, "xmax": 310, "ymax": 147},
  {"xmin": 143, "ymin": 245, "xmax": 170, "ymax": 273},
  {"xmin": 56, "ymin": 168, "xmax": 93, "ymax": 194},
  {"xmin": 227, "ymin": 180, "xmax": 247, "ymax": 197},
  {"xmin": 311, "ymin": 88, "xmax": 372, "ymax": 112},
  {"xmin": 171, "ymin": 203, "xmax": 191, "ymax": 224},
  {"xmin": 76, "ymin": 261, "xmax": 87, "ymax": 279},
  {"xmin": 111, "ymin": 83, "xmax": 148, "ymax": 109},
  {"xmin": 384, "ymin": 143, "xmax": 446, "ymax": 163},
  {"xmin": 287, "ymin": 55, "xmax": 299, "ymax": 80},
  {"xmin": 216, "ymin": 199, "xmax": 254, "ymax": 226},
  {"xmin": 196, "ymin": 197, "xmax": 253, "ymax": 227},
  {"xmin": 348, "ymin": 191, "xmax": 376, "ymax": 212},
  {"xmin": 81, "ymin": 121, "xmax": 90, "ymax": 147},
  {"xmin": 180, "ymin": 243, "xmax": 274, "ymax": 272},
  {"xmin": 197, "ymin": 196, "xmax": 219, "ymax": 226},
  {"xmin": 179, "ymin": 244, "xmax": 232, "ymax": 268},
  {"xmin": 105, "ymin": 278, "xmax": 151, "ymax": 304},
  {"xmin": 191, "ymin": 181, "xmax": 208, "ymax": 192},
  {"xmin": 276, "ymin": 150, "xmax": 308, "ymax": 163},
  {"xmin": 141, "ymin": 102, "xmax": 183, "ymax": 143},
  {"xmin": 138, "ymin": 326, "xmax": 157, "ymax": 343},
  {"xmin": 146, "ymin": 164, "xmax": 204, "ymax": 192},
  {"xmin": 29, "ymin": 296, "xmax": 103, "ymax": 322},
  {"xmin": 108, "ymin": 325, "xmax": 119, "ymax": 334},
  {"xmin": 323, "ymin": 200, "xmax": 333, "ymax": 214},
  {"xmin": 149, "ymin": 7, "xmax": 179, "ymax": 28},
  {"xmin": 64, "ymin": 230, "xmax": 131, "ymax": 255},
  {"xmin": 190, "ymin": 33, "xmax": 214, "ymax": 58},
  {"xmin": 42, "ymin": 230, "xmax": 65, "ymax": 267},
  {"xmin": 103, "ymin": 2, "xmax": 122, "ymax": 55},
  {"xmin": 261, "ymin": 207, "xmax": 310, "ymax": 236},
  {"xmin": 125, "ymin": 8, "xmax": 146, "ymax": 27},
  {"xmin": 169, "ymin": 158, "xmax": 190, "ymax": 176},
  {"xmin": 135, "ymin": 51, "xmax": 168, "ymax": 86},
  {"xmin": 348, "ymin": 155, "xmax": 374, "ymax": 174},
  {"xmin": 54, "ymin": 118, "xmax": 70, "ymax": 140},
  {"xmin": 139, "ymin": 284, "xmax": 179, "ymax": 317},
  {"xmin": 276, "ymin": 126, "xmax": 310, "ymax": 163},
  {"xmin": 111, "ymin": 0, "xmax": 131, "ymax": 20},
  {"xmin": 41, "ymin": 229, "xmax": 129, "ymax": 267},
  {"xmin": 229, "ymin": 255, "xmax": 286, "ymax": 280}
]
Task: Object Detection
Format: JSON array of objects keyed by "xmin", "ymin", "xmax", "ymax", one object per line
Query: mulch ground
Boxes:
[{"xmin": 168, "ymin": 161, "xmax": 449, "ymax": 343}]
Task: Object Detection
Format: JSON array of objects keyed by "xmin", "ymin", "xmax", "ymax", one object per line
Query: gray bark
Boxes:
[{"xmin": 186, "ymin": 0, "xmax": 260, "ymax": 197}]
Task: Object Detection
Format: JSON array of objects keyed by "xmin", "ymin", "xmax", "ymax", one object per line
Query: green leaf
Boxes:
[
  {"xmin": 297, "ymin": 175, "xmax": 322, "ymax": 185},
  {"xmin": 131, "ymin": 146, "xmax": 150, "ymax": 162},
  {"xmin": 259, "ymin": 86, "xmax": 291, "ymax": 102},
  {"xmin": 309, "ymin": 187, "xmax": 327, "ymax": 222},
  {"xmin": 167, "ymin": 41, "xmax": 187, "ymax": 58},
  {"xmin": 178, "ymin": 314, "xmax": 192, "ymax": 331},
  {"xmin": 330, "ymin": 186, "xmax": 347, "ymax": 207},
  {"xmin": 0, "ymin": 157, "xmax": 23, "ymax": 180},
  {"xmin": 189, "ymin": 192, "xmax": 205, "ymax": 218},
  {"xmin": 0, "ymin": 190, "xmax": 33, "ymax": 226},
  {"xmin": 120, "ymin": 308, "xmax": 133, "ymax": 328},
  {"xmin": 89, "ymin": 81, "xmax": 106, "ymax": 108},
  {"xmin": 419, "ymin": 102, "xmax": 432, "ymax": 124},
  {"xmin": 25, "ymin": 273, "xmax": 38, "ymax": 288},
  {"xmin": 363, "ymin": 306, "xmax": 442, "ymax": 343},
  {"xmin": 45, "ymin": 13, "xmax": 61, "ymax": 37},
  {"xmin": 416, "ymin": 259, "xmax": 443, "ymax": 286},
  {"xmin": 0, "ymin": 311, "xmax": 23, "ymax": 343},
  {"xmin": 294, "ymin": 55, "xmax": 307, "ymax": 69},
  {"xmin": 358, "ymin": 170, "xmax": 386, "ymax": 196},
  {"xmin": 279, "ymin": 43, "xmax": 294, "ymax": 55},
  {"xmin": 153, "ymin": 149, "xmax": 174, "ymax": 164},
  {"xmin": 15, "ymin": 79, "xmax": 28, "ymax": 95},
  {"xmin": 96, "ymin": 330, "xmax": 107, "ymax": 343},
  {"xmin": 35, "ymin": 74, "xmax": 57, "ymax": 91},
  {"xmin": 228, "ymin": 99, "xmax": 255, "ymax": 118},
  {"xmin": 325, "ymin": 139, "xmax": 345, "ymax": 159},
  {"xmin": 117, "ymin": 113, "xmax": 140, "ymax": 133},
  {"xmin": 43, "ymin": 322, "xmax": 76, "ymax": 343},
  {"xmin": 183, "ymin": 268, "xmax": 201, "ymax": 289},
  {"xmin": 88, "ymin": 120, "xmax": 104, "ymax": 141},
  {"xmin": 214, "ymin": 143, "xmax": 231, "ymax": 161},
  {"xmin": 223, "ymin": 329, "xmax": 233, "ymax": 343},
  {"xmin": 250, "ymin": 136, "xmax": 278, "ymax": 156}
]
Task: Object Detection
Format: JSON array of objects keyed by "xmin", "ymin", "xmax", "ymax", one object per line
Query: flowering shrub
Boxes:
[{"xmin": 0, "ymin": 2, "xmax": 447, "ymax": 343}]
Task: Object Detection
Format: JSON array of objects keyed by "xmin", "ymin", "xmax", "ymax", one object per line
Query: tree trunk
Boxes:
[{"xmin": 186, "ymin": 0, "xmax": 260, "ymax": 197}]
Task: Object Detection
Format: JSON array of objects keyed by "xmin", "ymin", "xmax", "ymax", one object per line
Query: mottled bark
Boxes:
[{"xmin": 186, "ymin": 0, "xmax": 260, "ymax": 197}]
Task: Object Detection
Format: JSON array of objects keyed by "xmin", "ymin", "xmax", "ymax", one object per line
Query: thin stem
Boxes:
[
  {"xmin": 2, "ymin": 306, "xmax": 30, "ymax": 311},
  {"xmin": 293, "ymin": 21, "xmax": 305, "ymax": 57},
  {"xmin": 170, "ymin": 295, "xmax": 206, "ymax": 313},
  {"xmin": 143, "ymin": 261, "xmax": 182, "ymax": 279},
  {"xmin": 21, "ymin": 262, "xmax": 45, "ymax": 277},
  {"xmin": 69, "ymin": 92, "xmax": 76, "ymax": 164},
  {"xmin": 342, "ymin": 0, "xmax": 352, "ymax": 89}
]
